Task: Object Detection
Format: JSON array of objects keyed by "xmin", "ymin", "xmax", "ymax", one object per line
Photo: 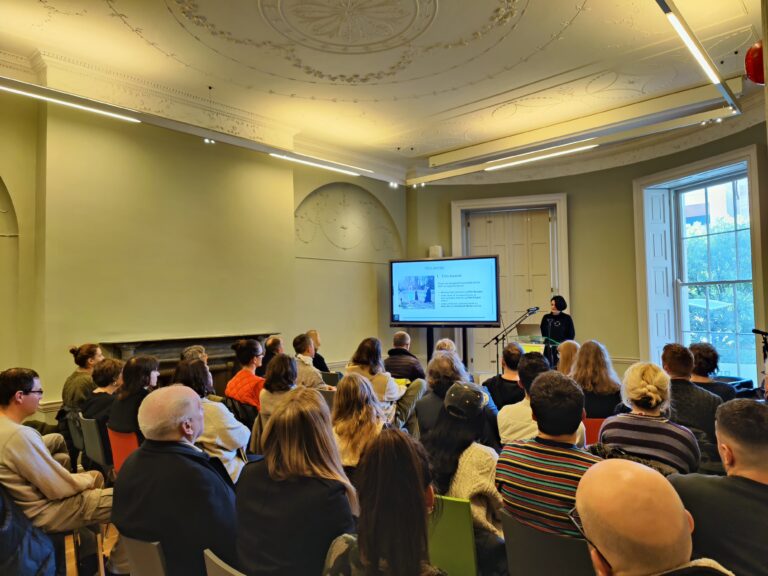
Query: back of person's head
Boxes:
[
  {"xmin": 231, "ymin": 339, "xmax": 263, "ymax": 366},
  {"xmin": 502, "ymin": 342, "xmax": 524, "ymax": 371},
  {"xmin": 551, "ymin": 295, "xmax": 568, "ymax": 311},
  {"xmin": 69, "ymin": 343, "xmax": 100, "ymax": 368},
  {"xmin": 393, "ymin": 331, "xmax": 411, "ymax": 348},
  {"xmin": 332, "ymin": 373, "xmax": 384, "ymax": 463},
  {"xmin": 292, "ymin": 333, "xmax": 313, "ymax": 356},
  {"xmin": 529, "ymin": 372, "xmax": 584, "ymax": 436},
  {"xmin": 570, "ymin": 339, "xmax": 620, "ymax": 395},
  {"xmin": 556, "ymin": 340, "xmax": 580, "ymax": 375},
  {"xmin": 119, "ymin": 355, "xmax": 159, "ymax": 400},
  {"xmin": 517, "ymin": 352, "xmax": 550, "ymax": 393},
  {"xmin": 434, "ymin": 338, "xmax": 456, "ymax": 353},
  {"xmin": 306, "ymin": 329, "xmax": 321, "ymax": 348},
  {"xmin": 92, "ymin": 358, "xmax": 124, "ymax": 389},
  {"xmin": 265, "ymin": 336, "xmax": 283, "ymax": 355},
  {"xmin": 689, "ymin": 342, "xmax": 719, "ymax": 378},
  {"xmin": 350, "ymin": 337, "xmax": 384, "ymax": 375},
  {"xmin": 357, "ymin": 428, "xmax": 433, "ymax": 576},
  {"xmin": 661, "ymin": 343, "xmax": 694, "ymax": 378},
  {"xmin": 262, "ymin": 387, "xmax": 357, "ymax": 512},
  {"xmin": 171, "ymin": 359, "xmax": 210, "ymax": 398},
  {"xmin": 0, "ymin": 368, "xmax": 39, "ymax": 406},
  {"xmin": 423, "ymin": 382, "xmax": 486, "ymax": 494},
  {"xmin": 576, "ymin": 459, "xmax": 693, "ymax": 576},
  {"xmin": 426, "ymin": 350, "xmax": 469, "ymax": 398},
  {"xmin": 180, "ymin": 344, "xmax": 206, "ymax": 362},
  {"xmin": 138, "ymin": 384, "xmax": 201, "ymax": 441},
  {"xmin": 622, "ymin": 362, "xmax": 670, "ymax": 412},
  {"xmin": 264, "ymin": 353, "xmax": 297, "ymax": 393},
  {"xmin": 715, "ymin": 399, "xmax": 768, "ymax": 470}
]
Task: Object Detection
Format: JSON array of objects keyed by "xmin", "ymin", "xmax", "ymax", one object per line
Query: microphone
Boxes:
[
  {"xmin": 527, "ymin": 306, "xmax": 540, "ymax": 314},
  {"xmin": 753, "ymin": 328, "xmax": 768, "ymax": 336}
]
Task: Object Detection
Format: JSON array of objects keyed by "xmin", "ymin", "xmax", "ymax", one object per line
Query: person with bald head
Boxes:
[
  {"xmin": 669, "ymin": 399, "xmax": 768, "ymax": 576},
  {"xmin": 112, "ymin": 385, "xmax": 237, "ymax": 576},
  {"xmin": 575, "ymin": 459, "xmax": 733, "ymax": 575}
]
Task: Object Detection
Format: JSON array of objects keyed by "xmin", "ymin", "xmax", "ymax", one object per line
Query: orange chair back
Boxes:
[
  {"xmin": 583, "ymin": 418, "xmax": 605, "ymax": 445},
  {"xmin": 107, "ymin": 428, "xmax": 140, "ymax": 474}
]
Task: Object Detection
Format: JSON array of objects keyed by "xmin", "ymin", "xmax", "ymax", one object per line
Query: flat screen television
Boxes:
[{"xmin": 389, "ymin": 256, "xmax": 500, "ymax": 327}]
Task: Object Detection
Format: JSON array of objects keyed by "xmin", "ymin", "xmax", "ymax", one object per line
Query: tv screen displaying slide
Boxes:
[{"xmin": 390, "ymin": 256, "xmax": 500, "ymax": 327}]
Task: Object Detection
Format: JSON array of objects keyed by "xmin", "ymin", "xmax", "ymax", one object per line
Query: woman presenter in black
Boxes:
[{"xmin": 540, "ymin": 295, "xmax": 575, "ymax": 367}]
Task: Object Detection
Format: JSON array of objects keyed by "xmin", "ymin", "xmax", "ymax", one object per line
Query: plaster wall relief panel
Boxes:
[{"xmin": 295, "ymin": 182, "xmax": 403, "ymax": 264}]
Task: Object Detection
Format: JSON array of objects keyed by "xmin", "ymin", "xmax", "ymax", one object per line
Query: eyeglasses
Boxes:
[
  {"xmin": 567, "ymin": 507, "xmax": 610, "ymax": 569},
  {"xmin": 22, "ymin": 389, "xmax": 44, "ymax": 396}
]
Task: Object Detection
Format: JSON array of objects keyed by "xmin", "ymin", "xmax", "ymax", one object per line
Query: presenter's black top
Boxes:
[{"xmin": 540, "ymin": 312, "xmax": 575, "ymax": 344}]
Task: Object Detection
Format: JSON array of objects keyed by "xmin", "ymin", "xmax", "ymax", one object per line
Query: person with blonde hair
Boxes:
[
  {"xmin": 556, "ymin": 340, "xmax": 580, "ymax": 375},
  {"xmin": 598, "ymin": 362, "xmax": 700, "ymax": 473},
  {"xmin": 434, "ymin": 338, "xmax": 457, "ymax": 353},
  {"xmin": 237, "ymin": 387, "xmax": 356, "ymax": 576},
  {"xmin": 332, "ymin": 373, "xmax": 386, "ymax": 472},
  {"xmin": 570, "ymin": 340, "xmax": 622, "ymax": 418}
]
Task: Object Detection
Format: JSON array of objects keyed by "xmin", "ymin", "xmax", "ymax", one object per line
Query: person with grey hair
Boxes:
[
  {"xmin": 181, "ymin": 344, "xmax": 207, "ymax": 364},
  {"xmin": 384, "ymin": 330, "xmax": 426, "ymax": 381},
  {"xmin": 112, "ymin": 385, "xmax": 237, "ymax": 576}
]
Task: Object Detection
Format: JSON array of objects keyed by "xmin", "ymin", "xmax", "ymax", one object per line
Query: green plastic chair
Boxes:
[{"xmin": 429, "ymin": 495, "xmax": 478, "ymax": 576}]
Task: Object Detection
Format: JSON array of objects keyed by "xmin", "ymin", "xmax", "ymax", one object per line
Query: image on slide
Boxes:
[{"xmin": 398, "ymin": 275, "xmax": 435, "ymax": 309}]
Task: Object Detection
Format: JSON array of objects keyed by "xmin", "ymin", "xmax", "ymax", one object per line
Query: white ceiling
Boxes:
[{"xmin": 0, "ymin": 0, "xmax": 763, "ymax": 182}]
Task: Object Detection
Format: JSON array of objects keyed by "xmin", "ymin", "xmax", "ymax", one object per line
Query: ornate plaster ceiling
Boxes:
[{"xmin": 0, "ymin": 0, "xmax": 763, "ymax": 181}]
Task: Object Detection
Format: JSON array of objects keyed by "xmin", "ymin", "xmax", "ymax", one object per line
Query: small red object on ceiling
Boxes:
[{"xmin": 745, "ymin": 40, "xmax": 764, "ymax": 85}]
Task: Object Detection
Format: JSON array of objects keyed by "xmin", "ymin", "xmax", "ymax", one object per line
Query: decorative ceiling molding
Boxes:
[{"xmin": 0, "ymin": 50, "xmax": 38, "ymax": 83}]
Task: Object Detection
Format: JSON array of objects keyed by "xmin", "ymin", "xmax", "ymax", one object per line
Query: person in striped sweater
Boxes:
[
  {"xmin": 599, "ymin": 362, "xmax": 700, "ymax": 474},
  {"xmin": 495, "ymin": 371, "xmax": 601, "ymax": 538}
]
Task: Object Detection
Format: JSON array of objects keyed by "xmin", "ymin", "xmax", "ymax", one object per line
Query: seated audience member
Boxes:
[
  {"xmin": 689, "ymin": 343, "xmax": 736, "ymax": 402},
  {"xmin": 109, "ymin": 355, "xmax": 159, "ymax": 443},
  {"xmin": 58, "ymin": 343, "xmax": 104, "ymax": 469},
  {"xmin": 423, "ymin": 382, "xmax": 506, "ymax": 575},
  {"xmin": 669, "ymin": 400, "xmax": 768, "ymax": 576},
  {"xmin": 384, "ymin": 330, "xmax": 426, "ymax": 381},
  {"xmin": 173, "ymin": 359, "xmax": 250, "ymax": 483},
  {"xmin": 308, "ymin": 329, "xmax": 332, "ymax": 373},
  {"xmin": 556, "ymin": 339, "xmax": 580, "ymax": 375},
  {"xmin": 332, "ymin": 373, "xmax": 385, "ymax": 480},
  {"xmin": 181, "ymin": 344, "xmax": 208, "ymax": 364},
  {"xmin": 575, "ymin": 459, "xmax": 734, "ymax": 576},
  {"xmin": 113, "ymin": 385, "xmax": 237, "ymax": 576},
  {"xmin": 294, "ymin": 333, "xmax": 327, "ymax": 389},
  {"xmin": 662, "ymin": 343, "xmax": 722, "ymax": 465},
  {"xmin": 416, "ymin": 351, "xmax": 500, "ymax": 450},
  {"xmin": 599, "ymin": 362, "xmax": 700, "ymax": 474},
  {"xmin": 225, "ymin": 339, "xmax": 266, "ymax": 409},
  {"xmin": 346, "ymin": 337, "xmax": 426, "ymax": 429},
  {"xmin": 482, "ymin": 342, "xmax": 525, "ymax": 409},
  {"xmin": 324, "ymin": 428, "xmax": 445, "ymax": 576},
  {"xmin": 81, "ymin": 358, "xmax": 125, "ymax": 465},
  {"xmin": 0, "ymin": 368, "xmax": 129, "ymax": 574},
  {"xmin": 237, "ymin": 387, "xmax": 356, "ymax": 576},
  {"xmin": 498, "ymin": 352, "xmax": 585, "ymax": 446},
  {"xmin": 434, "ymin": 338, "xmax": 457, "ymax": 353},
  {"xmin": 259, "ymin": 353, "xmax": 297, "ymax": 419},
  {"xmin": 496, "ymin": 371, "xmax": 601, "ymax": 538},
  {"xmin": 570, "ymin": 340, "xmax": 622, "ymax": 418},
  {"xmin": 256, "ymin": 336, "xmax": 283, "ymax": 377}
]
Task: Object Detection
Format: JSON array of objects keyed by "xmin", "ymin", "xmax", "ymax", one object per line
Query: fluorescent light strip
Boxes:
[
  {"xmin": 0, "ymin": 85, "xmax": 141, "ymax": 123},
  {"xmin": 269, "ymin": 154, "xmax": 359, "ymax": 176},
  {"xmin": 484, "ymin": 144, "xmax": 599, "ymax": 172},
  {"xmin": 487, "ymin": 137, "xmax": 596, "ymax": 165},
  {"xmin": 666, "ymin": 13, "xmax": 720, "ymax": 85},
  {"xmin": 300, "ymin": 153, "xmax": 374, "ymax": 173}
]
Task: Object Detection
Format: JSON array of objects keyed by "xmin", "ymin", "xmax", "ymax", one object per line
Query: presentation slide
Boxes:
[{"xmin": 390, "ymin": 256, "xmax": 500, "ymax": 326}]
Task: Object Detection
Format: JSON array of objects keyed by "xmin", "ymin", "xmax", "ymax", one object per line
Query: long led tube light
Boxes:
[
  {"xmin": 484, "ymin": 144, "xmax": 599, "ymax": 172},
  {"xmin": 486, "ymin": 138, "xmax": 596, "ymax": 166},
  {"xmin": 269, "ymin": 154, "xmax": 360, "ymax": 176},
  {"xmin": 300, "ymin": 153, "xmax": 374, "ymax": 173},
  {"xmin": 666, "ymin": 13, "xmax": 720, "ymax": 85},
  {"xmin": 0, "ymin": 85, "xmax": 141, "ymax": 123}
]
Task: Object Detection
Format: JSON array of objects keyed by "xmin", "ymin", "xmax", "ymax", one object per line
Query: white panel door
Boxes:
[{"xmin": 644, "ymin": 189, "xmax": 674, "ymax": 364}]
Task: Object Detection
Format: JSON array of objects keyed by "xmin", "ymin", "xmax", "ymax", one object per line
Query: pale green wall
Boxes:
[{"xmin": 407, "ymin": 124, "xmax": 768, "ymax": 371}]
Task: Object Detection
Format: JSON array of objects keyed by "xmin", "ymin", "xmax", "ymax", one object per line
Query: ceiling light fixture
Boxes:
[
  {"xmin": 269, "ymin": 154, "xmax": 360, "ymax": 176},
  {"xmin": 0, "ymin": 84, "xmax": 141, "ymax": 123},
  {"xmin": 655, "ymin": 0, "xmax": 740, "ymax": 110},
  {"xmin": 203, "ymin": 138, "xmax": 216, "ymax": 144},
  {"xmin": 300, "ymin": 153, "xmax": 374, "ymax": 174},
  {"xmin": 487, "ymin": 138, "xmax": 597, "ymax": 166},
  {"xmin": 484, "ymin": 144, "xmax": 599, "ymax": 172}
]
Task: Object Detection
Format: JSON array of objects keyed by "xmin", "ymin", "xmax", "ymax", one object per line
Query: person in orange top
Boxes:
[{"xmin": 225, "ymin": 339, "xmax": 266, "ymax": 409}]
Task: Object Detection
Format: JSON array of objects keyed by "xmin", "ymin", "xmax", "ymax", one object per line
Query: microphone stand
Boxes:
[{"xmin": 483, "ymin": 308, "xmax": 538, "ymax": 375}]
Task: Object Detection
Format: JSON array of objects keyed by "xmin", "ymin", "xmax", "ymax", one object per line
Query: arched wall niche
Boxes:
[{"xmin": 0, "ymin": 176, "xmax": 20, "ymax": 367}]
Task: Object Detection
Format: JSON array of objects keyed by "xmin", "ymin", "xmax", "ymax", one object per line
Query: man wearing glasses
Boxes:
[{"xmin": 0, "ymin": 367, "xmax": 129, "ymax": 573}]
